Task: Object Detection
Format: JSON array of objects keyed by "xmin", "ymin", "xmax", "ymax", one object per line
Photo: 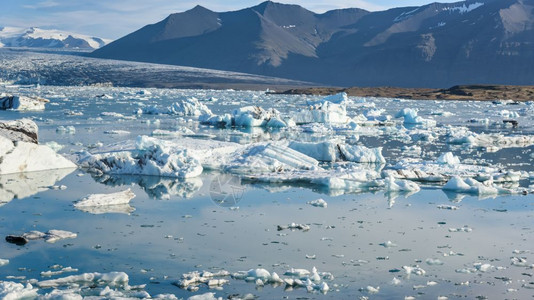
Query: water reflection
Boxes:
[
  {"xmin": 0, "ymin": 168, "xmax": 76, "ymax": 206},
  {"xmin": 91, "ymin": 174, "xmax": 203, "ymax": 200}
]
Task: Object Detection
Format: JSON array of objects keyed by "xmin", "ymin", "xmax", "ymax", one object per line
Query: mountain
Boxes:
[
  {"xmin": 90, "ymin": 0, "xmax": 534, "ymax": 88},
  {"xmin": 0, "ymin": 27, "xmax": 111, "ymax": 50}
]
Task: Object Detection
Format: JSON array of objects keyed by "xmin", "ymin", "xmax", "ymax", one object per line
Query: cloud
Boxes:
[{"xmin": 23, "ymin": 0, "xmax": 60, "ymax": 9}]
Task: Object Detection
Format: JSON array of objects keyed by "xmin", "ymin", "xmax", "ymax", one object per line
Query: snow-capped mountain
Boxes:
[
  {"xmin": 0, "ymin": 27, "xmax": 111, "ymax": 50},
  {"xmin": 91, "ymin": 0, "xmax": 534, "ymax": 87}
]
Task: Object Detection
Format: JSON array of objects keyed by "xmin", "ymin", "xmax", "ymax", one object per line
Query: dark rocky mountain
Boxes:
[{"xmin": 90, "ymin": 0, "xmax": 534, "ymax": 88}]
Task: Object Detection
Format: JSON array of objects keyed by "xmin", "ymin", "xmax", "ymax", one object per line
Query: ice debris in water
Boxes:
[
  {"xmin": 78, "ymin": 136, "xmax": 203, "ymax": 179},
  {"xmin": 292, "ymin": 92, "xmax": 351, "ymax": 124},
  {"xmin": 0, "ymin": 259, "xmax": 9, "ymax": 266},
  {"xmin": 178, "ymin": 267, "xmax": 332, "ymax": 294}
]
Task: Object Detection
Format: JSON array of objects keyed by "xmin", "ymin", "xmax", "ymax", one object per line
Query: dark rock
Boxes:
[{"xmin": 5, "ymin": 235, "xmax": 29, "ymax": 245}]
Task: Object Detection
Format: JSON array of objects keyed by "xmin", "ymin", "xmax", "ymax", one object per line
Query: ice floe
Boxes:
[{"xmin": 74, "ymin": 189, "xmax": 136, "ymax": 214}]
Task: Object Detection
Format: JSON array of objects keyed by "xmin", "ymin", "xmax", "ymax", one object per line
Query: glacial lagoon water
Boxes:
[{"xmin": 1, "ymin": 85, "xmax": 534, "ymax": 299}]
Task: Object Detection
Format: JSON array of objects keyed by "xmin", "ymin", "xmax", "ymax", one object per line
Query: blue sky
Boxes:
[{"xmin": 4, "ymin": 0, "xmax": 461, "ymax": 39}]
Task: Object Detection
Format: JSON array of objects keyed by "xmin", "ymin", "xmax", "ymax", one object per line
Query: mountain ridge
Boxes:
[
  {"xmin": 90, "ymin": 0, "xmax": 534, "ymax": 88},
  {"xmin": 0, "ymin": 27, "xmax": 111, "ymax": 49}
]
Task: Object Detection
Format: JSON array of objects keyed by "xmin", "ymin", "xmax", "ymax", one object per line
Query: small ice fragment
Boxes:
[
  {"xmin": 391, "ymin": 277, "xmax": 401, "ymax": 285},
  {"xmin": 0, "ymin": 259, "xmax": 9, "ymax": 266},
  {"xmin": 437, "ymin": 205, "xmax": 459, "ymax": 210},
  {"xmin": 307, "ymin": 198, "xmax": 327, "ymax": 208},
  {"xmin": 366, "ymin": 286, "xmax": 380, "ymax": 294},
  {"xmin": 379, "ymin": 241, "xmax": 397, "ymax": 248},
  {"xmin": 425, "ymin": 258, "xmax": 444, "ymax": 266},
  {"xmin": 402, "ymin": 266, "xmax": 426, "ymax": 276}
]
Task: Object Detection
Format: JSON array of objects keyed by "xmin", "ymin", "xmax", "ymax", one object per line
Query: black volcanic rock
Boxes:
[{"xmin": 91, "ymin": 0, "xmax": 534, "ymax": 87}]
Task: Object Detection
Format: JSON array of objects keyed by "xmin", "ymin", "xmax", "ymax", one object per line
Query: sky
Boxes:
[{"xmin": 3, "ymin": 0, "xmax": 461, "ymax": 40}]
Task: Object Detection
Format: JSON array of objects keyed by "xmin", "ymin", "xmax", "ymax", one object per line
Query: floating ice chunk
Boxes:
[
  {"xmin": 339, "ymin": 145, "xmax": 385, "ymax": 163},
  {"xmin": 152, "ymin": 128, "xmax": 195, "ymax": 136},
  {"xmin": 307, "ymin": 198, "xmax": 327, "ymax": 208},
  {"xmin": 0, "ymin": 282, "xmax": 38, "ymax": 299},
  {"xmin": 247, "ymin": 269, "xmax": 271, "ymax": 281},
  {"xmin": 448, "ymin": 226, "xmax": 472, "ymax": 233},
  {"xmin": 426, "ymin": 258, "xmax": 444, "ymax": 265},
  {"xmin": 79, "ymin": 136, "xmax": 203, "ymax": 179},
  {"xmin": 443, "ymin": 176, "xmax": 511, "ymax": 195},
  {"xmin": 74, "ymin": 189, "xmax": 135, "ymax": 214},
  {"xmin": 0, "ymin": 135, "xmax": 76, "ymax": 175},
  {"xmin": 278, "ymin": 223, "xmax": 310, "ymax": 231},
  {"xmin": 385, "ymin": 176, "xmax": 420, "ymax": 192},
  {"xmin": 366, "ymin": 286, "xmax": 380, "ymax": 294},
  {"xmin": 0, "ymin": 119, "xmax": 38, "ymax": 144},
  {"xmin": 56, "ymin": 126, "xmax": 75, "ymax": 134},
  {"xmin": 402, "ymin": 266, "xmax": 426, "ymax": 276},
  {"xmin": 0, "ymin": 94, "xmax": 48, "ymax": 111},
  {"xmin": 437, "ymin": 205, "xmax": 459, "ymax": 210},
  {"xmin": 289, "ymin": 141, "xmax": 338, "ymax": 162},
  {"xmin": 266, "ymin": 116, "xmax": 295, "ymax": 128},
  {"xmin": 75, "ymin": 189, "xmax": 135, "ymax": 208},
  {"xmin": 474, "ymin": 263, "xmax": 494, "ymax": 272},
  {"xmin": 379, "ymin": 241, "xmax": 397, "ymax": 248},
  {"xmin": 395, "ymin": 108, "xmax": 436, "ymax": 126},
  {"xmin": 436, "ymin": 152, "xmax": 460, "ymax": 165},
  {"xmin": 45, "ymin": 141, "xmax": 64, "ymax": 152},
  {"xmin": 391, "ymin": 277, "xmax": 401, "ymax": 285},
  {"xmin": 43, "ymin": 230, "xmax": 77, "ymax": 243},
  {"xmin": 38, "ymin": 272, "xmax": 129, "ymax": 288},
  {"xmin": 0, "ymin": 259, "xmax": 9, "ymax": 266}
]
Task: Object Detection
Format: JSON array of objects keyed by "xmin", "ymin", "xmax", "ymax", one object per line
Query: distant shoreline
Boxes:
[{"xmin": 272, "ymin": 85, "xmax": 534, "ymax": 102}]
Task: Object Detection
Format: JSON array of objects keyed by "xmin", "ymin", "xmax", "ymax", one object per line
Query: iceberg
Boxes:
[
  {"xmin": 292, "ymin": 99, "xmax": 350, "ymax": 124},
  {"xmin": 0, "ymin": 94, "xmax": 48, "ymax": 111},
  {"xmin": 79, "ymin": 136, "xmax": 203, "ymax": 179},
  {"xmin": 0, "ymin": 135, "xmax": 76, "ymax": 175}
]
